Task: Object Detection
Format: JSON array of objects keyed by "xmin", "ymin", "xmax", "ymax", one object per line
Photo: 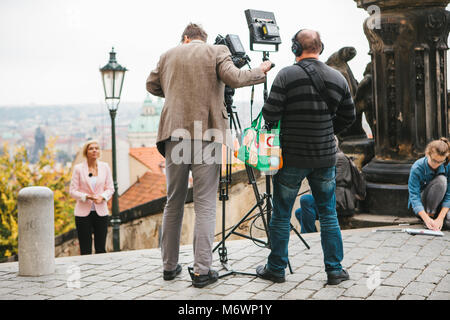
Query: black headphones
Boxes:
[{"xmin": 291, "ymin": 29, "xmax": 324, "ymax": 57}]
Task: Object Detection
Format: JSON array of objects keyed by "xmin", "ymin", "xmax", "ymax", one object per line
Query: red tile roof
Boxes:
[
  {"xmin": 129, "ymin": 147, "xmax": 165, "ymax": 175},
  {"xmin": 109, "ymin": 172, "xmax": 166, "ymax": 212}
]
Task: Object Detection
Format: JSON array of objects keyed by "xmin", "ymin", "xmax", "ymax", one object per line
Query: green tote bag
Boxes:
[{"xmin": 235, "ymin": 111, "xmax": 283, "ymax": 172}]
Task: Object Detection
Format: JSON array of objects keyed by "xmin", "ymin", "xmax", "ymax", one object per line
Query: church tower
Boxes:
[{"xmin": 127, "ymin": 94, "xmax": 163, "ymax": 148}]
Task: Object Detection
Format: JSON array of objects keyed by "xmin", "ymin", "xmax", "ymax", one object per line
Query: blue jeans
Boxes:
[
  {"xmin": 295, "ymin": 194, "xmax": 318, "ymax": 233},
  {"xmin": 267, "ymin": 166, "xmax": 344, "ymax": 276}
]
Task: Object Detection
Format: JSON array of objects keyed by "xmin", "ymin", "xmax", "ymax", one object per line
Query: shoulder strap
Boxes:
[{"xmin": 296, "ymin": 60, "xmax": 336, "ymax": 116}]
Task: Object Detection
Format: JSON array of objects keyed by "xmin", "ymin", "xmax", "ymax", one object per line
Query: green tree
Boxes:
[{"xmin": 0, "ymin": 139, "xmax": 75, "ymax": 258}]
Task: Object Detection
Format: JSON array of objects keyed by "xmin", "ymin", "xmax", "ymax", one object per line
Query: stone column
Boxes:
[
  {"xmin": 354, "ymin": 0, "xmax": 450, "ymax": 215},
  {"xmin": 18, "ymin": 187, "xmax": 55, "ymax": 276}
]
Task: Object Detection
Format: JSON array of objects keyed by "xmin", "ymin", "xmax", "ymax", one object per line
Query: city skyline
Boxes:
[
  {"xmin": 2, "ymin": 0, "xmax": 392, "ymax": 107},
  {"xmin": 0, "ymin": 97, "xmax": 269, "ymax": 162}
]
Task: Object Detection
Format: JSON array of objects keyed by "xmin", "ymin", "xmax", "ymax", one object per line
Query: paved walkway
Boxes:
[{"xmin": 0, "ymin": 225, "xmax": 449, "ymax": 300}]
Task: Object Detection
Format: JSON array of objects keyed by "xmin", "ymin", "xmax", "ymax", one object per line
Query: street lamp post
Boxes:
[{"xmin": 100, "ymin": 47, "xmax": 127, "ymax": 252}]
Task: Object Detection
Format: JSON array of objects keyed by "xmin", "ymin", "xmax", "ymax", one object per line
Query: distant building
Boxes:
[
  {"xmin": 31, "ymin": 127, "xmax": 46, "ymax": 163},
  {"xmin": 129, "ymin": 147, "xmax": 165, "ymax": 176},
  {"xmin": 127, "ymin": 94, "xmax": 163, "ymax": 148},
  {"xmin": 109, "ymin": 172, "xmax": 167, "ymax": 212},
  {"xmin": 1, "ymin": 132, "xmax": 21, "ymax": 145}
]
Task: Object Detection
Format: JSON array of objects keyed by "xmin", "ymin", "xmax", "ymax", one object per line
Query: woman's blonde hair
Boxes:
[
  {"xmin": 425, "ymin": 137, "xmax": 450, "ymax": 161},
  {"xmin": 82, "ymin": 139, "xmax": 101, "ymax": 158}
]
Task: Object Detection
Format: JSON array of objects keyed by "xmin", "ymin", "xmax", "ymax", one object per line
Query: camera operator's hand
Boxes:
[{"xmin": 260, "ymin": 60, "xmax": 274, "ymax": 75}]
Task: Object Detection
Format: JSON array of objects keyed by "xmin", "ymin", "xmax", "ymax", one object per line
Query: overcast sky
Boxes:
[{"xmin": 1, "ymin": 1, "xmax": 448, "ymax": 107}]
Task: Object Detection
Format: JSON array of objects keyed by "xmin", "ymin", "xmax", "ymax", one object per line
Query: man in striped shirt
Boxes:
[{"xmin": 256, "ymin": 29, "xmax": 356, "ymax": 285}]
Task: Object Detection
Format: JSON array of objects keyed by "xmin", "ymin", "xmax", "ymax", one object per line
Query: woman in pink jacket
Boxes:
[{"xmin": 69, "ymin": 140, "xmax": 114, "ymax": 255}]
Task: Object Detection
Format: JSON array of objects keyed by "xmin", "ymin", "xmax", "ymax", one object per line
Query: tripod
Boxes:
[
  {"xmin": 213, "ymin": 78, "xmax": 310, "ymax": 279},
  {"xmin": 214, "ymin": 91, "xmax": 271, "ymax": 278}
]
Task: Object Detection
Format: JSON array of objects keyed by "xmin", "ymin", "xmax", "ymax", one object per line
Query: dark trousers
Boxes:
[{"xmin": 75, "ymin": 211, "xmax": 108, "ymax": 255}]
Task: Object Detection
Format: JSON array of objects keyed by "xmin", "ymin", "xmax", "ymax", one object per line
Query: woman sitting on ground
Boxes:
[{"xmin": 408, "ymin": 138, "xmax": 450, "ymax": 231}]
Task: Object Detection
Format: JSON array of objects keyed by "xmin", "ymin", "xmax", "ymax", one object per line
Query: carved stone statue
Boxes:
[
  {"xmin": 354, "ymin": 62, "xmax": 374, "ymax": 136},
  {"xmin": 326, "ymin": 47, "xmax": 366, "ymax": 139},
  {"xmin": 325, "ymin": 47, "xmax": 359, "ymax": 97}
]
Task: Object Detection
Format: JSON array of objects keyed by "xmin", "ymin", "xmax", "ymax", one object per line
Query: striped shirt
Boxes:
[{"xmin": 262, "ymin": 58, "xmax": 356, "ymax": 168}]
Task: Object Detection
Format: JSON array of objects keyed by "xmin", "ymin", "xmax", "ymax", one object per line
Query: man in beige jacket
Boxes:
[{"xmin": 147, "ymin": 23, "xmax": 272, "ymax": 288}]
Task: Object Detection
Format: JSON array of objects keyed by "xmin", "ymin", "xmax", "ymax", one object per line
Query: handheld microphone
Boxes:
[{"xmin": 89, "ymin": 173, "xmax": 93, "ymax": 177}]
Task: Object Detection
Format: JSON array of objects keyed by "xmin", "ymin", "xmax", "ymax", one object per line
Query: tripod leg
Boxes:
[
  {"xmin": 291, "ymin": 223, "xmax": 310, "ymax": 250},
  {"xmin": 258, "ymin": 194, "xmax": 271, "ymax": 247},
  {"xmin": 288, "ymin": 260, "xmax": 293, "ymax": 274},
  {"xmin": 266, "ymin": 175, "xmax": 272, "ymax": 223},
  {"xmin": 217, "ymin": 114, "xmax": 235, "ymax": 267},
  {"xmin": 213, "ymin": 202, "xmax": 262, "ymax": 252}
]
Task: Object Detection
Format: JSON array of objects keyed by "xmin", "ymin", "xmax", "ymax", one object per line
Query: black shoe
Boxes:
[
  {"xmin": 256, "ymin": 265, "xmax": 285, "ymax": 283},
  {"xmin": 163, "ymin": 264, "xmax": 182, "ymax": 281},
  {"xmin": 327, "ymin": 269, "xmax": 350, "ymax": 285},
  {"xmin": 191, "ymin": 269, "xmax": 219, "ymax": 288}
]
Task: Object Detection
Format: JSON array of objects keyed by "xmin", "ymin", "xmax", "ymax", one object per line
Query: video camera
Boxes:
[
  {"xmin": 214, "ymin": 34, "xmax": 252, "ymax": 111},
  {"xmin": 214, "ymin": 34, "xmax": 251, "ymax": 69}
]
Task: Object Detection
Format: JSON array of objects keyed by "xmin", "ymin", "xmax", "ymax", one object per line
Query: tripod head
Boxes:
[
  {"xmin": 263, "ymin": 51, "xmax": 276, "ymax": 69},
  {"xmin": 224, "ymin": 85, "xmax": 235, "ymax": 115}
]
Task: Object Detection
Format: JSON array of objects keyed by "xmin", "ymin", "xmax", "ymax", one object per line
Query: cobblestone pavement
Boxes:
[{"xmin": 0, "ymin": 226, "xmax": 449, "ymax": 300}]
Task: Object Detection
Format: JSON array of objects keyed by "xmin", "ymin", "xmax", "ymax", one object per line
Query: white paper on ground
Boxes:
[{"xmin": 404, "ymin": 228, "xmax": 444, "ymax": 237}]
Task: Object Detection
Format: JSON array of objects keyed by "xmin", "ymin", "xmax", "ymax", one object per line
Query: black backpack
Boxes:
[{"xmin": 347, "ymin": 156, "xmax": 366, "ymax": 201}]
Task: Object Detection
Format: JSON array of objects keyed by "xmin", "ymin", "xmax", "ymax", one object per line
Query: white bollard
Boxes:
[{"xmin": 18, "ymin": 187, "xmax": 55, "ymax": 276}]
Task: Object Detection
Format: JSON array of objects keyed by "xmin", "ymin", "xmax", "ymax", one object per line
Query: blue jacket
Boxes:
[{"xmin": 408, "ymin": 156, "xmax": 450, "ymax": 215}]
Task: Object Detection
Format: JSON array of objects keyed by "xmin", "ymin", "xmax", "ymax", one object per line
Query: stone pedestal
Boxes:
[
  {"xmin": 354, "ymin": 0, "xmax": 450, "ymax": 215},
  {"xmin": 18, "ymin": 187, "xmax": 55, "ymax": 276}
]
